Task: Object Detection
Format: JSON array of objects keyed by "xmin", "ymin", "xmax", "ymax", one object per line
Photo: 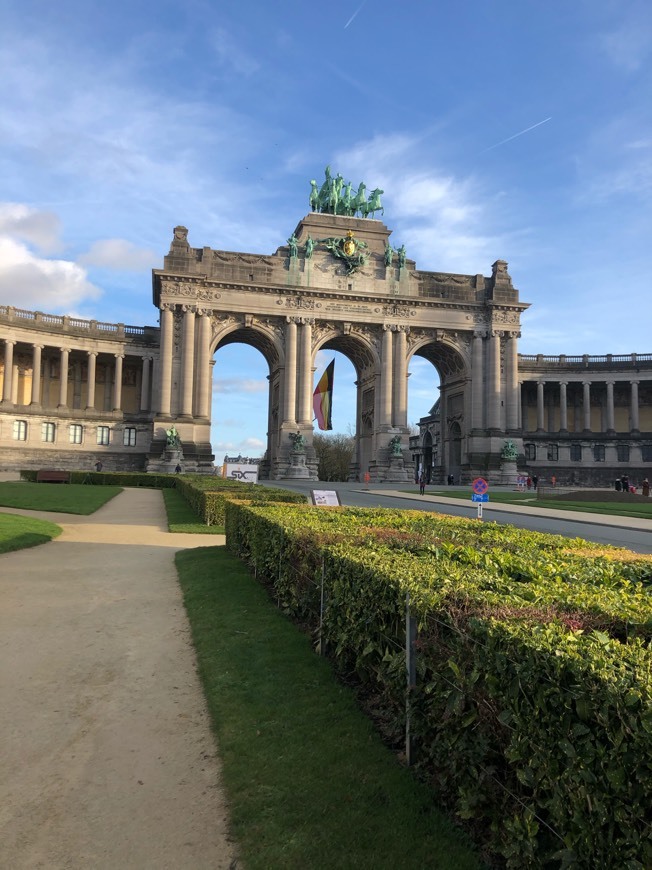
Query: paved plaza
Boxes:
[{"xmin": 0, "ymin": 488, "xmax": 233, "ymax": 870}]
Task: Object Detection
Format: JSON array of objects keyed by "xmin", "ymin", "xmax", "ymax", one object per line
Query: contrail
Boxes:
[
  {"xmin": 482, "ymin": 117, "xmax": 552, "ymax": 152},
  {"xmin": 344, "ymin": 0, "xmax": 367, "ymax": 29}
]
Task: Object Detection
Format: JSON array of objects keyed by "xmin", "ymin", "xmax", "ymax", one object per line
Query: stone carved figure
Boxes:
[
  {"xmin": 501, "ymin": 439, "xmax": 518, "ymax": 461},
  {"xmin": 166, "ymin": 425, "xmax": 181, "ymax": 448},
  {"xmin": 287, "ymin": 233, "xmax": 299, "ymax": 259},
  {"xmin": 289, "ymin": 430, "xmax": 306, "ymax": 452},
  {"xmin": 305, "ymin": 236, "xmax": 314, "ymax": 259},
  {"xmin": 388, "ymin": 435, "xmax": 403, "ymax": 457},
  {"xmin": 384, "ymin": 241, "xmax": 394, "ymax": 267}
]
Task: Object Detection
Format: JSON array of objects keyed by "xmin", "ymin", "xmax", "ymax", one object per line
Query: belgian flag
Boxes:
[{"xmin": 313, "ymin": 359, "xmax": 334, "ymax": 430}]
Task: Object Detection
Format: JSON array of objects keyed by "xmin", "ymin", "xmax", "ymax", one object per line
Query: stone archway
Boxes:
[{"xmin": 150, "ymin": 210, "xmax": 527, "ymax": 481}]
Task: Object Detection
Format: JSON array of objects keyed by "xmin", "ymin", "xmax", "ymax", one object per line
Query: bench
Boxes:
[{"xmin": 36, "ymin": 469, "xmax": 71, "ymax": 484}]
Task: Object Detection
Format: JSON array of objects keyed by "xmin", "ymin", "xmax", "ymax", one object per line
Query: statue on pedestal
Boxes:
[
  {"xmin": 166, "ymin": 426, "xmax": 181, "ymax": 449},
  {"xmin": 289, "ymin": 430, "xmax": 306, "ymax": 453},
  {"xmin": 388, "ymin": 435, "xmax": 403, "ymax": 457}
]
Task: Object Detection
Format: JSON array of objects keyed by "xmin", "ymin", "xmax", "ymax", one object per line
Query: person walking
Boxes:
[
  {"xmin": 419, "ymin": 469, "xmax": 426, "ymax": 496},
  {"xmin": 643, "ymin": 478, "xmax": 650, "ymax": 497}
]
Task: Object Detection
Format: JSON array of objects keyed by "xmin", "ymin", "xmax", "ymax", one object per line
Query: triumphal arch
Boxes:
[{"xmin": 151, "ymin": 168, "xmax": 528, "ymax": 480}]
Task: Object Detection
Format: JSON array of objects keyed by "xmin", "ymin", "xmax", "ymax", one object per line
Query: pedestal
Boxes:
[
  {"xmin": 384, "ymin": 455, "xmax": 409, "ymax": 482},
  {"xmin": 500, "ymin": 459, "xmax": 518, "ymax": 485},
  {"xmin": 285, "ymin": 451, "xmax": 310, "ymax": 479}
]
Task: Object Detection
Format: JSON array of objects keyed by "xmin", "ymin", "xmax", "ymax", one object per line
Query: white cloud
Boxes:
[
  {"xmin": 0, "ymin": 236, "xmax": 101, "ymax": 310},
  {"xmin": 334, "ymin": 135, "xmax": 510, "ymax": 274},
  {"xmin": 214, "ymin": 377, "xmax": 268, "ymax": 394},
  {"xmin": 211, "ymin": 28, "xmax": 260, "ymax": 77},
  {"xmin": 0, "ymin": 203, "xmax": 62, "ymax": 254},
  {"xmin": 598, "ymin": 18, "xmax": 652, "ymax": 72},
  {"xmin": 78, "ymin": 239, "xmax": 157, "ymax": 271}
]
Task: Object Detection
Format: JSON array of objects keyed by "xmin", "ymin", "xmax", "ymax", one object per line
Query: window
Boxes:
[
  {"xmin": 123, "ymin": 427, "xmax": 137, "ymax": 447},
  {"xmin": 570, "ymin": 444, "xmax": 582, "ymax": 462},
  {"xmin": 96, "ymin": 426, "xmax": 110, "ymax": 446},
  {"xmin": 642, "ymin": 445, "xmax": 652, "ymax": 462},
  {"xmin": 69, "ymin": 424, "xmax": 83, "ymax": 444},
  {"xmin": 13, "ymin": 420, "xmax": 27, "ymax": 441},
  {"xmin": 617, "ymin": 444, "xmax": 630, "ymax": 463},
  {"xmin": 42, "ymin": 422, "xmax": 56, "ymax": 443},
  {"xmin": 525, "ymin": 443, "xmax": 536, "ymax": 461},
  {"xmin": 547, "ymin": 444, "xmax": 558, "ymax": 462},
  {"xmin": 593, "ymin": 444, "xmax": 605, "ymax": 462}
]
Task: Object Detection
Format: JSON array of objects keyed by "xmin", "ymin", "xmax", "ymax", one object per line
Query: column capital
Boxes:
[
  {"xmin": 59, "ymin": 346, "xmax": 71, "ymax": 354},
  {"xmin": 473, "ymin": 330, "xmax": 486, "ymax": 339},
  {"xmin": 490, "ymin": 329, "xmax": 504, "ymax": 338},
  {"xmin": 299, "ymin": 316, "xmax": 315, "ymax": 326},
  {"xmin": 32, "ymin": 342, "xmax": 44, "ymax": 350},
  {"xmin": 87, "ymin": 350, "xmax": 98, "ymax": 358},
  {"xmin": 285, "ymin": 315, "xmax": 300, "ymax": 325},
  {"xmin": 630, "ymin": 379, "xmax": 640, "ymax": 386},
  {"xmin": 160, "ymin": 303, "xmax": 175, "ymax": 313},
  {"xmin": 181, "ymin": 304, "xmax": 196, "ymax": 314},
  {"xmin": 506, "ymin": 330, "xmax": 521, "ymax": 339},
  {"xmin": 113, "ymin": 352, "xmax": 125, "ymax": 360}
]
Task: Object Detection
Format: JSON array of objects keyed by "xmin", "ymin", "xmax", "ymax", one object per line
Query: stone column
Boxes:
[
  {"xmin": 283, "ymin": 318, "xmax": 298, "ymax": 425},
  {"xmin": 2, "ymin": 340, "xmax": 15, "ymax": 403},
  {"xmin": 297, "ymin": 319, "xmax": 313, "ymax": 425},
  {"xmin": 536, "ymin": 381, "xmax": 545, "ymax": 432},
  {"xmin": 140, "ymin": 356, "xmax": 151, "ymax": 412},
  {"xmin": 180, "ymin": 306, "xmax": 196, "ymax": 418},
  {"xmin": 58, "ymin": 347, "xmax": 70, "ymax": 408},
  {"xmin": 487, "ymin": 331, "xmax": 502, "ymax": 431},
  {"xmin": 86, "ymin": 351, "xmax": 97, "ymax": 409},
  {"xmin": 31, "ymin": 343, "xmax": 43, "ymax": 405},
  {"xmin": 630, "ymin": 380, "xmax": 640, "ymax": 433},
  {"xmin": 471, "ymin": 331, "xmax": 484, "ymax": 430},
  {"xmin": 392, "ymin": 327, "xmax": 408, "ymax": 428},
  {"xmin": 112, "ymin": 354, "xmax": 124, "ymax": 411},
  {"xmin": 582, "ymin": 381, "xmax": 591, "ymax": 432},
  {"xmin": 559, "ymin": 381, "xmax": 568, "ymax": 432},
  {"xmin": 606, "ymin": 380, "xmax": 615, "ymax": 434},
  {"xmin": 380, "ymin": 326, "xmax": 393, "ymax": 427},
  {"xmin": 505, "ymin": 331, "xmax": 519, "ymax": 431},
  {"xmin": 196, "ymin": 312, "xmax": 212, "ymax": 419},
  {"xmin": 158, "ymin": 304, "xmax": 174, "ymax": 416}
]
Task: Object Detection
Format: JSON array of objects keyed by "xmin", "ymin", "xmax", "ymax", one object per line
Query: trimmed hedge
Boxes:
[
  {"xmin": 20, "ymin": 469, "xmax": 178, "ymax": 488},
  {"xmin": 175, "ymin": 477, "xmax": 306, "ymax": 526},
  {"xmin": 225, "ymin": 502, "xmax": 652, "ymax": 869}
]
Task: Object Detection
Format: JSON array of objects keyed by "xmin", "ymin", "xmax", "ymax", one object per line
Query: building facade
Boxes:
[{"xmin": 1, "ymin": 202, "xmax": 650, "ymax": 483}]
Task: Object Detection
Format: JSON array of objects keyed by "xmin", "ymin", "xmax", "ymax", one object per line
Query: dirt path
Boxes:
[{"xmin": 0, "ymin": 489, "xmax": 235, "ymax": 869}]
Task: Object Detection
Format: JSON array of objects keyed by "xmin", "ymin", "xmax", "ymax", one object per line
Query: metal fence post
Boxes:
[{"xmin": 405, "ymin": 590, "xmax": 417, "ymax": 766}]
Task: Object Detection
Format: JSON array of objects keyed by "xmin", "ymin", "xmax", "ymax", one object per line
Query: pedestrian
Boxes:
[
  {"xmin": 94, "ymin": 460, "xmax": 103, "ymax": 472},
  {"xmin": 532, "ymin": 474, "xmax": 538, "ymax": 489},
  {"xmin": 419, "ymin": 469, "xmax": 426, "ymax": 496},
  {"xmin": 551, "ymin": 475, "xmax": 556, "ymax": 487},
  {"xmin": 526, "ymin": 475, "xmax": 532, "ymax": 490},
  {"xmin": 621, "ymin": 474, "xmax": 630, "ymax": 493},
  {"xmin": 175, "ymin": 463, "xmax": 182, "ymax": 474},
  {"xmin": 615, "ymin": 478, "xmax": 622, "ymax": 492},
  {"xmin": 643, "ymin": 478, "xmax": 650, "ymax": 498}
]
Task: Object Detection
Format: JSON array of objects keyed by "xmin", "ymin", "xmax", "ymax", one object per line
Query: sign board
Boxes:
[
  {"xmin": 472, "ymin": 477, "xmax": 489, "ymax": 495},
  {"xmin": 471, "ymin": 493, "xmax": 489, "ymax": 502},
  {"xmin": 224, "ymin": 463, "xmax": 259, "ymax": 483},
  {"xmin": 311, "ymin": 489, "xmax": 341, "ymax": 506}
]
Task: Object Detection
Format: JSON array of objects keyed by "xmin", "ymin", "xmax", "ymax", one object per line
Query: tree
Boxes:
[{"xmin": 313, "ymin": 432, "xmax": 355, "ymax": 481}]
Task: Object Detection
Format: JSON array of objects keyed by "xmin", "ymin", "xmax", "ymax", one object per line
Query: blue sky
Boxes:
[{"xmin": 1, "ymin": 0, "xmax": 650, "ymax": 459}]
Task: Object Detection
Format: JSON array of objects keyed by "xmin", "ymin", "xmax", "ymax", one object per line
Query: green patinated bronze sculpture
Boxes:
[
  {"xmin": 319, "ymin": 230, "xmax": 368, "ymax": 275},
  {"xmin": 305, "ymin": 236, "xmax": 314, "ymax": 259},
  {"xmin": 309, "ymin": 167, "xmax": 385, "ymax": 219},
  {"xmin": 384, "ymin": 240, "xmax": 394, "ymax": 267},
  {"xmin": 501, "ymin": 439, "xmax": 519, "ymax": 461},
  {"xmin": 388, "ymin": 434, "xmax": 403, "ymax": 457},
  {"xmin": 287, "ymin": 233, "xmax": 299, "ymax": 259}
]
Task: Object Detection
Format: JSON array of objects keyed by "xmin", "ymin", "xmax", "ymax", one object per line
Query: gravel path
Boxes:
[{"xmin": 0, "ymin": 489, "xmax": 235, "ymax": 870}]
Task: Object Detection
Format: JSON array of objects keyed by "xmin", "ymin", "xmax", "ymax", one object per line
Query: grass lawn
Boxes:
[
  {"xmin": 0, "ymin": 512, "xmax": 62, "ymax": 554},
  {"xmin": 412, "ymin": 488, "xmax": 652, "ymax": 519},
  {"xmin": 0, "ymin": 481, "xmax": 122, "ymax": 514},
  {"xmin": 176, "ymin": 547, "xmax": 484, "ymax": 870},
  {"xmin": 162, "ymin": 488, "xmax": 225, "ymax": 533}
]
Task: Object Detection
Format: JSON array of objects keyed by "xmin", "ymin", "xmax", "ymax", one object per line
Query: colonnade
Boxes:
[
  {"xmin": 157, "ymin": 304, "xmax": 211, "ymax": 419},
  {"xmin": 1, "ymin": 337, "xmax": 153, "ymax": 413},
  {"xmin": 522, "ymin": 378, "xmax": 643, "ymax": 434}
]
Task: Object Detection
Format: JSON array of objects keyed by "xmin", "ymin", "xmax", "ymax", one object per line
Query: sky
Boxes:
[{"xmin": 1, "ymin": 0, "xmax": 651, "ymax": 460}]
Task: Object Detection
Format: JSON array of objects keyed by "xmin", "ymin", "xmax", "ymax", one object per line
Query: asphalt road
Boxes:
[{"xmin": 271, "ymin": 480, "xmax": 652, "ymax": 555}]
